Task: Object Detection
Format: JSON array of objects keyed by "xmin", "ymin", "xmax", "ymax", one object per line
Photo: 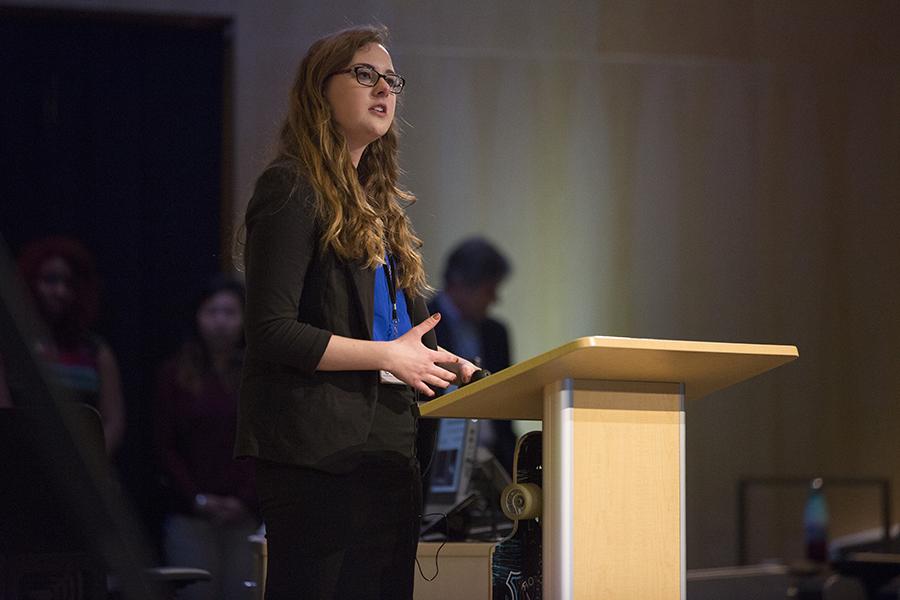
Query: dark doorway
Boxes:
[{"xmin": 0, "ymin": 6, "xmax": 233, "ymax": 552}]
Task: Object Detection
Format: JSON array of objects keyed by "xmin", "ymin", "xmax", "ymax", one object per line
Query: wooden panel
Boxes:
[
  {"xmin": 414, "ymin": 542, "xmax": 494, "ymax": 600},
  {"xmin": 420, "ymin": 336, "xmax": 797, "ymax": 420},
  {"xmin": 574, "ymin": 386, "xmax": 681, "ymax": 597},
  {"xmin": 544, "ymin": 380, "xmax": 684, "ymax": 599}
]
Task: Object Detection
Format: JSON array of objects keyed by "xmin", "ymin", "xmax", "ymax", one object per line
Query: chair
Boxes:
[
  {"xmin": 0, "ymin": 404, "xmax": 108, "ymax": 598},
  {"xmin": 0, "ymin": 404, "xmax": 210, "ymax": 599}
]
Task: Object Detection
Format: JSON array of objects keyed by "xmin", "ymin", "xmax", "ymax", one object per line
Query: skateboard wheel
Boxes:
[{"xmin": 501, "ymin": 482, "xmax": 542, "ymax": 520}]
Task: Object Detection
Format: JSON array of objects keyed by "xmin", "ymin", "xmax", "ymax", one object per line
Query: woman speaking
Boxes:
[{"xmin": 235, "ymin": 26, "xmax": 477, "ymax": 599}]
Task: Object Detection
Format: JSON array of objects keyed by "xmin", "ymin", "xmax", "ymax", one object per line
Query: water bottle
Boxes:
[{"xmin": 803, "ymin": 477, "xmax": 829, "ymax": 562}]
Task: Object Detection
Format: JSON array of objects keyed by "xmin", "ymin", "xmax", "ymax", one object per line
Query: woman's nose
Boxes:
[{"xmin": 373, "ymin": 76, "xmax": 391, "ymax": 95}]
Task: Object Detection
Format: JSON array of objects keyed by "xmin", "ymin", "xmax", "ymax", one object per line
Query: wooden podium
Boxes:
[{"xmin": 419, "ymin": 336, "xmax": 798, "ymax": 599}]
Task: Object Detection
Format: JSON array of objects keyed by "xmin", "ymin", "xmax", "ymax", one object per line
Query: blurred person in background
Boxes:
[
  {"xmin": 155, "ymin": 275, "xmax": 259, "ymax": 600},
  {"xmin": 0, "ymin": 236, "xmax": 126, "ymax": 455},
  {"xmin": 425, "ymin": 237, "xmax": 516, "ymax": 474}
]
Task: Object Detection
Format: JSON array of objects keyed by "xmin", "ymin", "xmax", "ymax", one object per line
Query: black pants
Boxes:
[{"xmin": 256, "ymin": 456, "xmax": 422, "ymax": 600}]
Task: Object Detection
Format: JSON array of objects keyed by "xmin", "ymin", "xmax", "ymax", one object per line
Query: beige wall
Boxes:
[{"xmin": 9, "ymin": 0, "xmax": 900, "ymax": 568}]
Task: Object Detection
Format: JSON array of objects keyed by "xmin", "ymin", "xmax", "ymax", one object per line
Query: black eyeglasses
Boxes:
[{"xmin": 330, "ymin": 64, "xmax": 406, "ymax": 94}]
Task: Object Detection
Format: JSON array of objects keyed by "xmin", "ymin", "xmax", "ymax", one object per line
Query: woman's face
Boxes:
[
  {"xmin": 324, "ymin": 43, "xmax": 397, "ymax": 159},
  {"xmin": 35, "ymin": 256, "xmax": 74, "ymax": 322},
  {"xmin": 196, "ymin": 290, "xmax": 243, "ymax": 353}
]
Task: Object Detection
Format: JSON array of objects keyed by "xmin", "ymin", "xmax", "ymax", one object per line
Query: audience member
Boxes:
[
  {"xmin": 155, "ymin": 275, "xmax": 259, "ymax": 600},
  {"xmin": 2, "ymin": 236, "xmax": 126, "ymax": 454}
]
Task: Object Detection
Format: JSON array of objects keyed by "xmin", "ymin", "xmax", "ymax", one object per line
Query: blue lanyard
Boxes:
[{"xmin": 383, "ymin": 254, "xmax": 399, "ymax": 338}]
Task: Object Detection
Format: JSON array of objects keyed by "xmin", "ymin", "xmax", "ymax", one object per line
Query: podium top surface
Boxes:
[{"xmin": 419, "ymin": 336, "xmax": 798, "ymax": 420}]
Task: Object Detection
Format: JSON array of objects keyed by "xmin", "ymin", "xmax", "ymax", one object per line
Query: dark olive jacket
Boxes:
[{"xmin": 234, "ymin": 161, "xmax": 436, "ymax": 469}]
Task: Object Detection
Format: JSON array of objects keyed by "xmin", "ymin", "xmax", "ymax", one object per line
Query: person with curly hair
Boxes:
[{"xmin": 2, "ymin": 236, "xmax": 125, "ymax": 455}]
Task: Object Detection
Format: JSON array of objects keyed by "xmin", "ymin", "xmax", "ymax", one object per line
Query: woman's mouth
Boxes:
[{"xmin": 369, "ymin": 104, "xmax": 388, "ymax": 116}]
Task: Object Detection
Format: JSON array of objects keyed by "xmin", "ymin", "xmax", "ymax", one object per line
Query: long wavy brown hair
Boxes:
[{"xmin": 266, "ymin": 26, "xmax": 428, "ymax": 293}]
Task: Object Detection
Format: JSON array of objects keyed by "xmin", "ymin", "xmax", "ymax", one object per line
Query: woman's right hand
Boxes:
[{"xmin": 387, "ymin": 313, "xmax": 459, "ymax": 397}]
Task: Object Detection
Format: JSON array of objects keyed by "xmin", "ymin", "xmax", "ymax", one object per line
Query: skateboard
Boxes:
[{"xmin": 491, "ymin": 431, "xmax": 542, "ymax": 599}]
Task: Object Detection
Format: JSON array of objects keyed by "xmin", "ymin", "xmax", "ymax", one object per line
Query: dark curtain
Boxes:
[{"xmin": 0, "ymin": 8, "xmax": 230, "ymax": 552}]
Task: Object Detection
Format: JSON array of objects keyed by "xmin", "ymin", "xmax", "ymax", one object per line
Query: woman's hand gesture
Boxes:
[{"xmin": 386, "ymin": 313, "xmax": 459, "ymax": 397}]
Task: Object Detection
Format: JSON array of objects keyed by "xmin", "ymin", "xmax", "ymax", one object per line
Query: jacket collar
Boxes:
[{"xmin": 349, "ymin": 263, "xmax": 374, "ymax": 341}]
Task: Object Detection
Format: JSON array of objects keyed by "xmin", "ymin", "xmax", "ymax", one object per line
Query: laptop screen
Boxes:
[{"xmin": 426, "ymin": 418, "xmax": 478, "ymax": 510}]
